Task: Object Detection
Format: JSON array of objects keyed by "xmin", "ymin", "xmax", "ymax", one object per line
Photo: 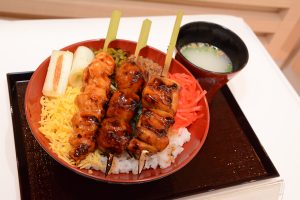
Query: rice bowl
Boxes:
[
  {"xmin": 40, "ymin": 86, "xmax": 191, "ymax": 174},
  {"xmin": 25, "ymin": 39, "xmax": 210, "ymax": 183}
]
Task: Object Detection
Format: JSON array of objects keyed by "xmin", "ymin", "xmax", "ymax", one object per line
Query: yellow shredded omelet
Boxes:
[{"xmin": 39, "ymin": 86, "xmax": 105, "ymax": 170}]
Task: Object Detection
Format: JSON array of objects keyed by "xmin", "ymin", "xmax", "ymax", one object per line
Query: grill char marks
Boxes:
[
  {"xmin": 97, "ymin": 59, "xmax": 145, "ymax": 155},
  {"xmin": 115, "ymin": 60, "xmax": 145, "ymax": 94},
  {"xmin": 127, "ymin": 76, "xmax": 179, "ymax": 158},
  {"xmin": 106, "ymin": 90, "xmax": 140, "ymax": 122},
  {"xmin": 97, "ymin": 118, "xmax": 132, "ymax": 154},
  {"xmin": 142, "ymin": 77, "xmax": 179, "ymax": 115}
]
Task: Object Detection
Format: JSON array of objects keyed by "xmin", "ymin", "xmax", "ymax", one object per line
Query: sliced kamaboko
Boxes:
[
  {"xmin": 42, "ymin": 50, "xmax": 73, "ymax": 97},
  {"xmin": 68, "ymin": 46, "xmax": 95, "ymax": 87}
]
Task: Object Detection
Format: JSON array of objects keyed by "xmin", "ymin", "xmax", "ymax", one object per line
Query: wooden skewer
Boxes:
[
  {"xmin": 104, "ymin": 18, "xmax": 152, "ymax": 176},
  {"xmin": 103, "ymin": 10, "xmax": 121, "ymax": 176},
  {"xmin": 134, "ymin": 19, "xmax": 152, "ymax": 174},
  {"xmin": 161, "ymin": 11, "xmax": 183, "ymax": 77},
  {"xmin": 135, "ymin": 19, "xmax": 152, "ymax": 59},
  {"xmin": 138, "ymin": 12, "xmax": 183, "ymax": 175},
  {"xmin": 105, "ymin": 153, "xmax": 114, "ymax": 177},
  {"xmin": 138, "ymin": 150, "xmax": 149, "ymax": 174},
  {"xmin": 103, "ymin": 10, "xmax": 122, "ymax": 52}
]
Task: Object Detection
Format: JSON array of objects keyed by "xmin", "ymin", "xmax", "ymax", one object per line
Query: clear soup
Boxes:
[{"xmin": 180, "ymin": 42, "xmax": 233, "ymax": 73}]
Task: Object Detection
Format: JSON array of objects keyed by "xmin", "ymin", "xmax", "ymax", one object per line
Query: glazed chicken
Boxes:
[
  {"xmin": 142, "ymin": 76, "xmax": 179, "ymax": 115},
  {"xmin": 115, "ymin": 59, "xmax": 144, "ymax": 93},
  {"xmin": 70, "ymin": 51, "xmax": 180, "ymax": 173},
  {"xmin": 75, "ymin": 91, "xmax": 106, "ymax": 121},
  {"xmin": 97, "ymin": 59, "xmax": 144, "ymax": 158},
  {"xmin": 97, "ymin": 58, "xmax": 180, "ymax": 163},
  {"xmin": 106, "ymin": 90, "xmax": 140, "ymax": 122},
  {"xmin": 69, "ymin": 113, "xmax": 98, "ymax": 161},
  {"xmin": 136, "ymin": 108, "xmax": 174, "ymax": 151},
  {"xmin": 97, "ymin": 118, "xmax": 132, "ymax": 154},
  {"xmin": 69, "ymin": 51, "xmax": 115, "ymax": 162},
  {"xmin": 97, "ymin": 90, "xmax": 140, "ymax": 154},
  {"xmin": 127, "ymin": 76, "xmax": 179, "ymax": 158},
  {"xmin": 84, "ymin": 51, "xmax": 115, "ymax": 79}
]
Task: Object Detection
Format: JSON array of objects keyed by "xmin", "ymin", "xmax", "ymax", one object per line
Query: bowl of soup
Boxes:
[{"xmin": 175, "ymin": 21, "xmax": 249, "ymax": 102}]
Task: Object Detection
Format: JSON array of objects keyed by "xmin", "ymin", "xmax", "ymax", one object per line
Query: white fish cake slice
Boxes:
[{"xmin": 42, "ymin": 50, "xmax": 73, "ymax": 97}]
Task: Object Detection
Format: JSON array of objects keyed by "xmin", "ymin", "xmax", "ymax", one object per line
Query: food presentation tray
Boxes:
[{"xmin": 7, "ymin": 72, "xmax": 279, "ymax": 200}]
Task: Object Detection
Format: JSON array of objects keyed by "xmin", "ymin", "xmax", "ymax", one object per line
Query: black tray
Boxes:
[{"xmin": 7, "ymin": 72, "xmax": 279, "ymax": 200}]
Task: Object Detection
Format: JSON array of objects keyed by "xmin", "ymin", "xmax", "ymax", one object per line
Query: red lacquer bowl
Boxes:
[{"xmin": 25, "ymin": 39, "xmax": 210, "ymax": 183}]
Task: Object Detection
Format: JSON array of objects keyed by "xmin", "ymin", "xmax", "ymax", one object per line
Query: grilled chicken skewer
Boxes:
[
  {"xmin": 127, "ymin": 76, "xmax": 179, "ymax": 173},
  {"xmin": 69, "ymin": 52, "xmax": 115, "ymax": 162},
  {"xmin": 128, "ymin": 12, "xmax": 183, "ymax": 173},
  {"xmin": 97, "ymin": 59, "xmax": 145, "ymax": 175},
  {"xmin": 97, "ymin": 89, "xmax": 141, "ymax": 153},
  {"xmin": 98, "ymin": 13, "xmax": 181, "ymax": 174},
  {"xmin": 97, "ymin": 19, "xmax": 151, "ymax": 176},
  {"xmin": 69, "ymin": 10, "xmax": 121, "ymax": 163}
]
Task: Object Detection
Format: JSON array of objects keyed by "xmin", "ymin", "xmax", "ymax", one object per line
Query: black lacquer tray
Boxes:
[{"xmin": 7, "ymin": 72, "xmax": 279, "ymax": 200}]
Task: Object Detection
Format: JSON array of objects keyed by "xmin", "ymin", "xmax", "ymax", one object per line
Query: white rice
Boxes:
[{"xmin": 81, "ymin": 127, "xmax": 191, "ymax": 174}]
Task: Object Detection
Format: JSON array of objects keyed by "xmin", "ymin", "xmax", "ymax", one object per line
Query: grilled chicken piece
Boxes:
[
  {"xmin": 69, "ymin": 113, "xmax": 98, "ymax": 161},
  {"xmin": 106, "ymin": 90, "xmax": 140, "ymax": 122},
  {"xmin": 135, "ymin": 108, "xmax": 174, "ymax": 151},
  {"xmin": 97, "ymin": 118, "xmax": 132, "ymax": 154},
  {"xmin": 82, "ymin": 52, "xmax": 114, "ymax": 89},
  {"xmin": 138, "ymin": 108, "xmax": 175, "ymax": 131},
  {"xmin": 127, "ymin": 138, "xmax": 158, "ymax": 158},
  {"xmin": 115, "ymin": 60, "xmax": 145, "ymax": 94},
  {"xmin": 94, "ymin": 51, "xmax": 115, "ymax": 74},
  {"xmin": 75, "ymin": 91, "xmax": 107, "ymax": 121},
  {"xmin": 83, "ymin": 69, "xmax": 111, "ymax": 90},
  {"xmin": 71, "ymin": 113, "xmax": 99, "ymax": 135},
  {"xmin": 87, "ymin": 52, "xmax": 115, "ymax": 77},
  {"xmin": 83, "ymin": 83, "xmax": 109, "ymax": 100},
  {"xmin": 142, "ymin": 76, "xmax": 179, "ymax": 115},
  {"xmin": 70, "ymin": 51, "xmax": 115, "ymax": 163},
  {"xmin": 69, "ymin": 137, "xmax": 97, "ymax": 162},
  {"xmin": 136, "ymin": 128, "xmax": 169, "ymax": 152},
  {"xmin": 76, "ymin": 76, "xmax": 110, "ymax": 121}
]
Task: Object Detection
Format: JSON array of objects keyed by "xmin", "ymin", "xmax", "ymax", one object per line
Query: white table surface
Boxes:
[{"xmin": 1, "ymin": 15, "xmax": 300, "ymax": 200}]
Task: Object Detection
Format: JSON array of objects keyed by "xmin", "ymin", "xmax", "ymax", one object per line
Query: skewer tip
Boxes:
[
  {"xmin": 138, "ymin": 150, "xmax": 149, "ymax": 174},
  {"xmin": 105, "ymin": 153, "xmax": 114, "ymax": 177}
]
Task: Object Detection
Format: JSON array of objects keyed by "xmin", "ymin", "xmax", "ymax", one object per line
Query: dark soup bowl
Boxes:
[
  {"xmin": 25, "ymin": 39, "xmax": 210, "ymax": 183},
  {"xmin": 175, "ymin": 21, "xmax": 249, "ymax": 102}
]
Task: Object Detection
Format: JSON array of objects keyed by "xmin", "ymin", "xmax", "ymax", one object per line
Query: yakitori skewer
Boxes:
[
  {"xmin": 161, "ymin": 11, "xmax": 183, "ymax": 77},
  {"xmin": 103, "ymin": 10, "xmax": 122, "ymax": 52},
  {"xmin": 97, "ymin": 19, "xmax": 152, "ymax": 176},
  {"xmin": 135, "ymin": 11, "xmax": 183, "ymax": 174},
  {"xmin": 69, "ymin": 10, "xmax": 121, "ymax": 162}
]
